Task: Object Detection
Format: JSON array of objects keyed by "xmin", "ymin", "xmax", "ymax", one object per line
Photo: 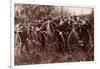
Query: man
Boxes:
[
  {"xmin": 15, "ymin": 23, "xmax": 29, "ymax": 53},
  {"xmin": 27, "ymin": 23, "xmax": 33, "ymax": 41},
  {"xmin": 56, "ymin": 16, "xmax": 69, "ymax": 53}
]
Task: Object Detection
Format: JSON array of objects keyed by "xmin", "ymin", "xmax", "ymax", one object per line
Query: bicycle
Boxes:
[{"xmin": 67, "ymin": 23, "xmax": 93, "ymax": 55}]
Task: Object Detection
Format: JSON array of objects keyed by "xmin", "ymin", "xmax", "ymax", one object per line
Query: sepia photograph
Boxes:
[{"xmin": 14, "ymin": 3, "xmax": 94, "ymax": 65}]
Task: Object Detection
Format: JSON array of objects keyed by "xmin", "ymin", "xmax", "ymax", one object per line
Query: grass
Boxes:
[{"xmin": 15, "ymin": 39, "xmax": 94, "ymax": 65}]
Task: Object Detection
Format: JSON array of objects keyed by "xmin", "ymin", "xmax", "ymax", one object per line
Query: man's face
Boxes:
[
  {"xmin": 19, "ymin": 25, "xmax": 24, "ymax": 31},
  {"xmin": 64, "ymin": 18, "xmax": 67, "ymax": 22},
  {"xmin": 28, "ymin": 23, "xmax": 31, "ymax": 27},
  {"xmin": 20, "ymin": 25, "xmax": 23, "ymax": 29},
  {"xmin": 76, "ymin": 17, "xmax": 79, "ymax": 21}
]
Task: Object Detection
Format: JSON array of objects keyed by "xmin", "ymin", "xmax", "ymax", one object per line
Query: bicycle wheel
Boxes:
[{"xmin": 67, "ymin": 26, "xmax": 93, "ymax": 54}]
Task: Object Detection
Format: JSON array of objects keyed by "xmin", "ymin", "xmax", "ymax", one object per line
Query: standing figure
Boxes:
[{"xmin": 15, "ymin": 23, "xmax": 29, "ymax": 53}]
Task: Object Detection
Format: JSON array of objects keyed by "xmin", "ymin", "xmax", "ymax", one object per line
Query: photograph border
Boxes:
[{"xmin": 10, "ymin": 0, "xmax": 95, "ymax": 69}]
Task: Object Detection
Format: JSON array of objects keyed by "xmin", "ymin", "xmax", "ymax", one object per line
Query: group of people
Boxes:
[{"xmin": 15, "ymin": 14, "xmax": 91, "ymax": 53}]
